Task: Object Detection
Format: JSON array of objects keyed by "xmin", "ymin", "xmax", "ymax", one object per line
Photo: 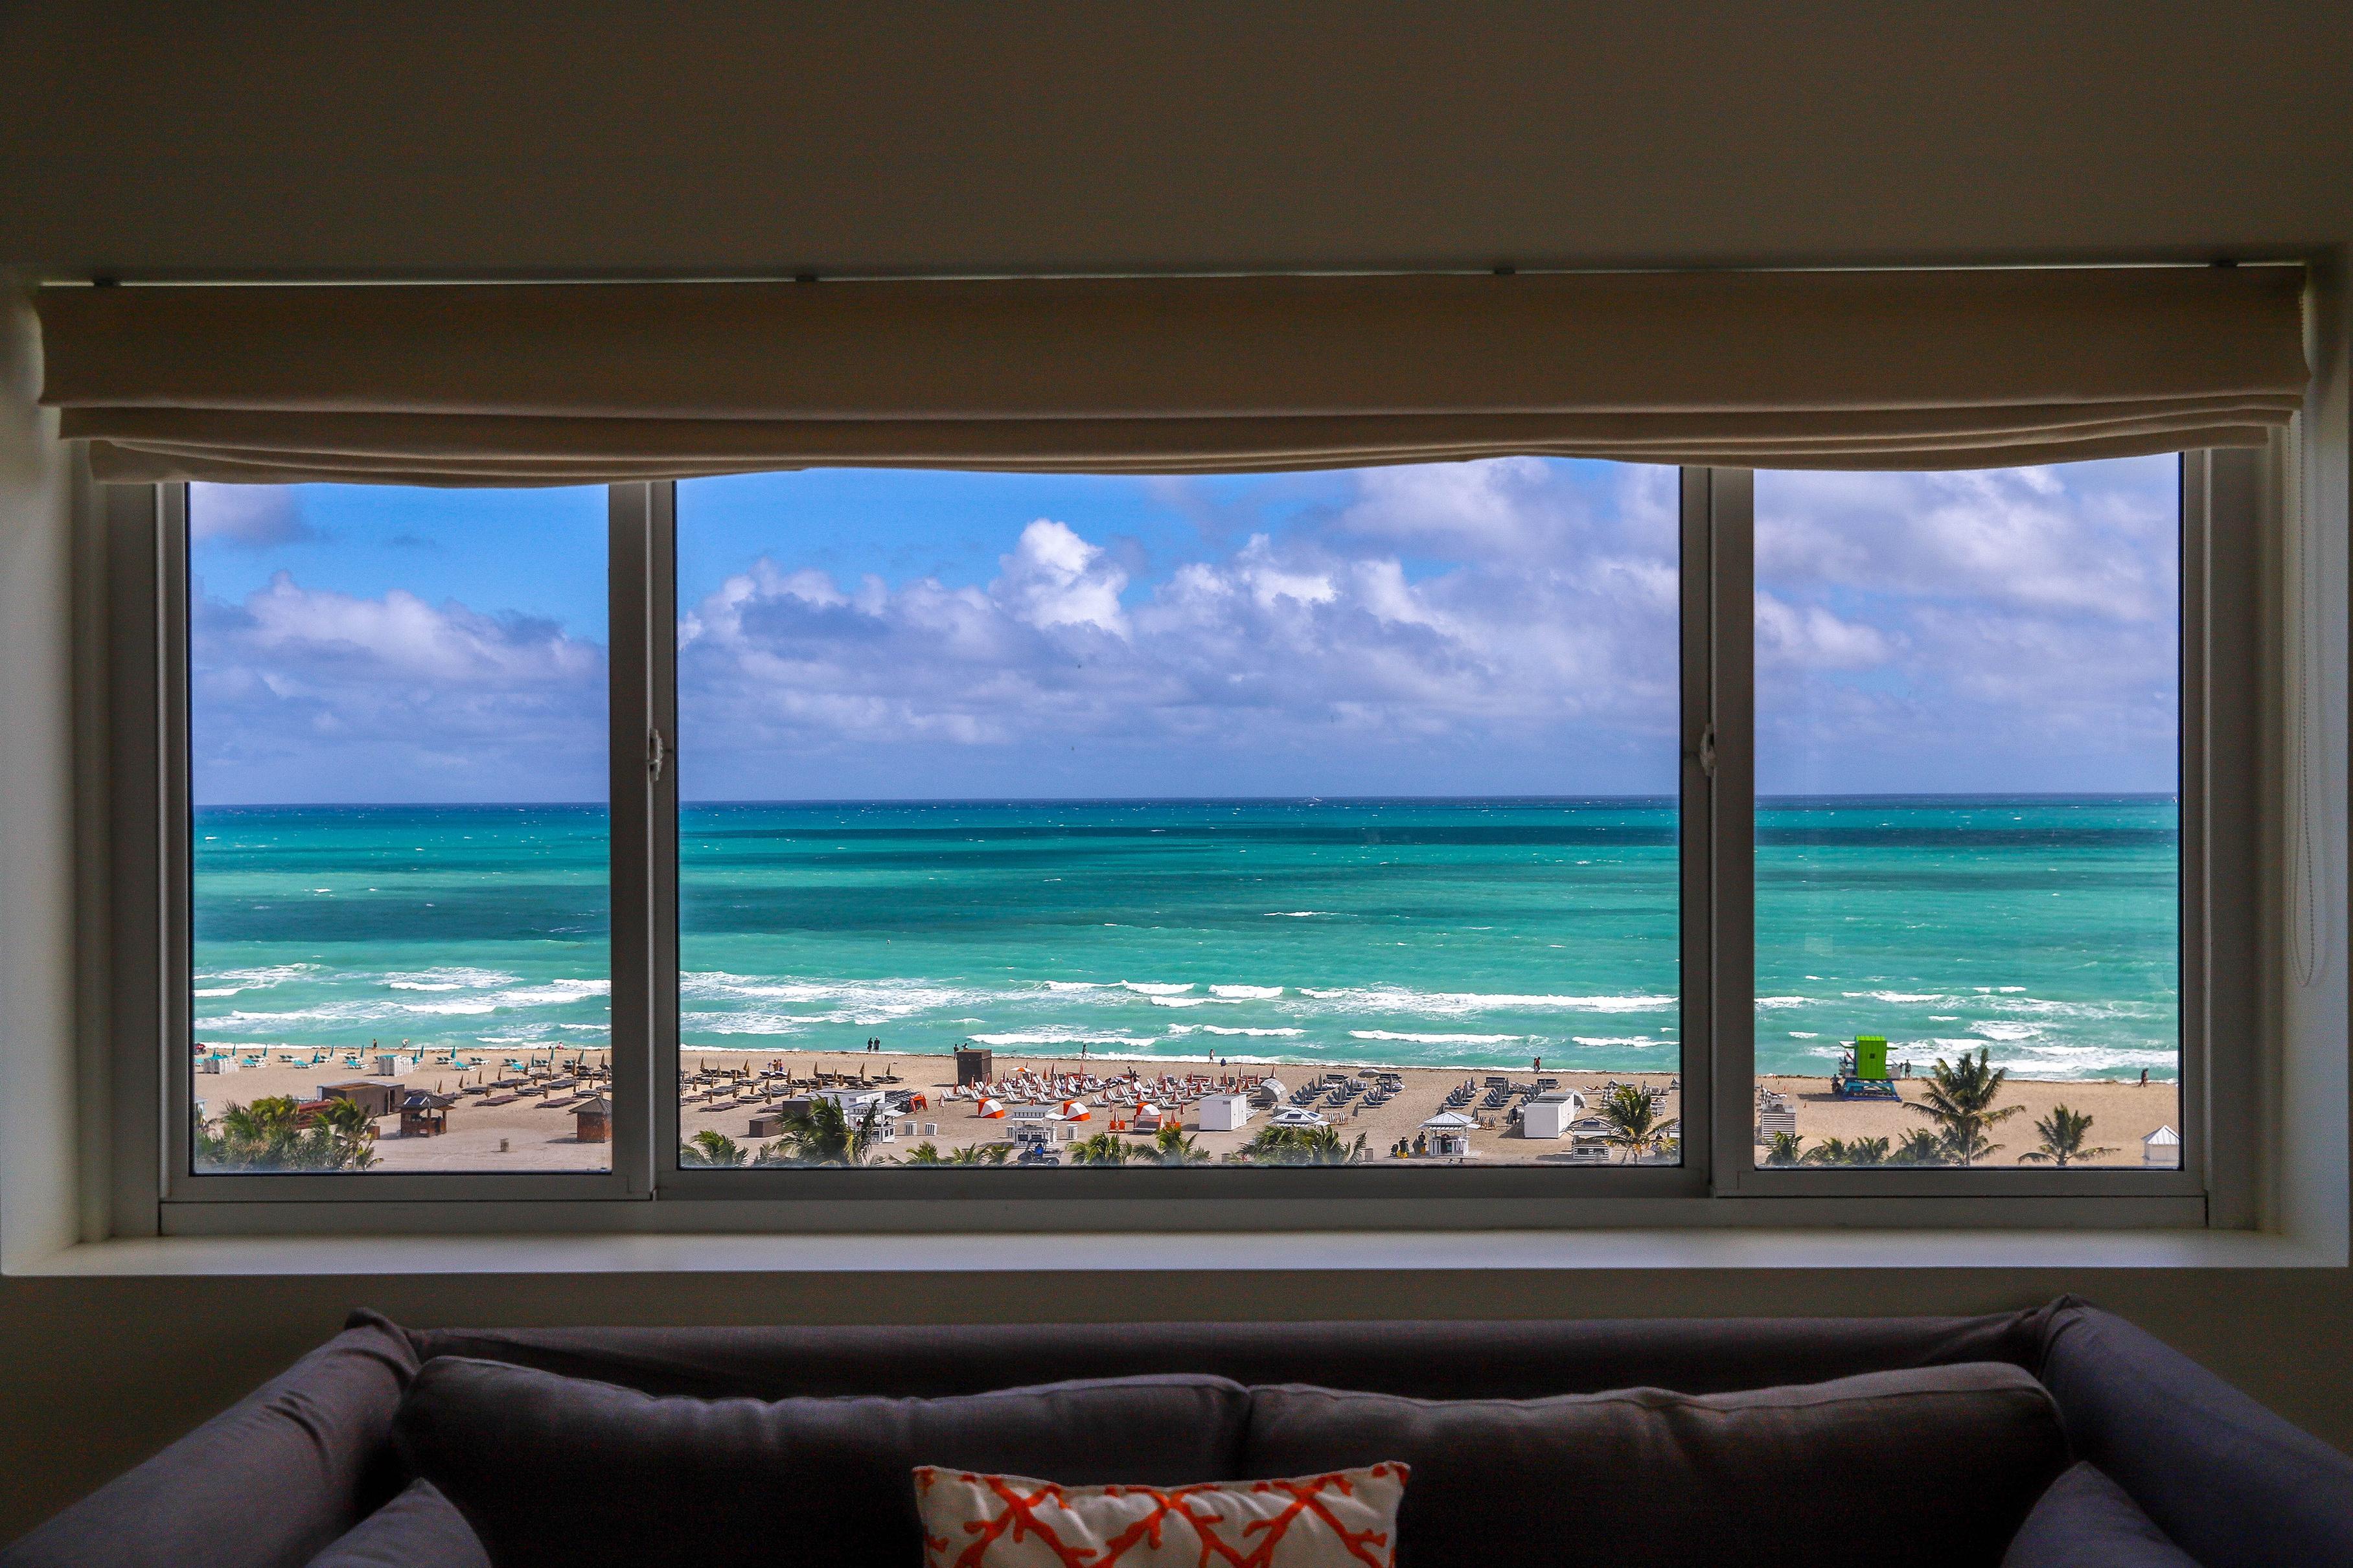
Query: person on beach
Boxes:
[{"xmin": 2140, "ymin": 1067, "xmax": 2149, "ymax": 1087}]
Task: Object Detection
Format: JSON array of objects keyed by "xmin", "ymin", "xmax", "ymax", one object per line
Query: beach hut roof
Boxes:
[
  {"xmin": 1420, "ymin": 1109, "xmax": 1478, "ymax": 1130},
  {"xmin": 575, "ymin": 1095, "xmax": 610, "ymax": 1115},
  {"xmin": 2144, "ymin": 1124, "xmax": 2181, "ymax": 1145}
]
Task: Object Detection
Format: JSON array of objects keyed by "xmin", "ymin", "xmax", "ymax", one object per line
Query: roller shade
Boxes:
[{"xmin": 38, "ymin": 266, "xmax": 2306, "ymax": 484}]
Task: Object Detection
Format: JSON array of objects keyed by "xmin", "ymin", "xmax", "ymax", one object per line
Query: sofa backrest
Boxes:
[{"xmin": 387, "ymin": 1301, "xmax": 2061, "ymax": 1402}]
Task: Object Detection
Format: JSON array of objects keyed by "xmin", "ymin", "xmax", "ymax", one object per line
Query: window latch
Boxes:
[
  {"xmin": 1697, "ymin": 723, "xmax": 1717, "ymax": 778},
  {"xmin": 648, "ymin": 727, "xmax": 669, "ymax": 782}
]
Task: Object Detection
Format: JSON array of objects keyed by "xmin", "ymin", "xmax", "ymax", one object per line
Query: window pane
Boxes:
[
  {"xmin": 1752, "ymin": 459, "xmax": 2181, "ymax": 1171},
  {"xmin": 674, "ymin": 462, "xmax": 1682, "ymax": 1169},
  {"xmin": 187, "ymin": 484, "xmax": 612, "ymax": 1173}
]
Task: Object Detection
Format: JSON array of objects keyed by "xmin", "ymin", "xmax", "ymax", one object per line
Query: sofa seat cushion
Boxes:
[
  {"xmin": 304, "ymin": 1480, "xmax": 490, "ymax": 1568},
  {"xmin": 394, "ymin": 1357, "xmax": 1250, "ymax": 1568},
  {"xmin": 1245, "ymin": 1361, "xmax": 2068, "ymax": 1568},
  {"xmin": 2002, "ymin": 1462, "xmax": 2199, "ymax": 1568}
]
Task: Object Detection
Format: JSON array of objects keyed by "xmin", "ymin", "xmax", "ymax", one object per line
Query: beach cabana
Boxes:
[
  {"xmin": 1059, "ymin": 1098, "xmax": 1092, "ymax": 1121},
  {"xmin": 976, "ymin": 1097, "xmax": 1006, "ymax": 1119},
  {"xmin": 2144, "ymin": 1124, "xmax": 2181, "ymax": 1167},
  {"xmin": 1419, "ymin": 1108, "xmax": 1476, "ymax": 1157},
  {"xmin": 1269, "ymin": 1107, "xmax": 1328, "ymax": 1130},
  {"xmin": 317, "ymin": 1079, "xmax": 401, "ymax": 1120},
  {"xmin": 1250, "ymin": 1076, "xmax": 1287, "ymax": 1108},
  {"xmin": 573, "ymin": 1095, "xmax": 610, "ymax": 1144},
  {"xmin": 1520, "ymin": 1089, "xmax": 1586, "ymax": 1139},
  {"xmin": 1197, "ymin": 1093, "xmax": 1252, "ymax": 1131},
  {"xmin": 398, "ymin": 1090, "xmax": 455, "ymax": 1138},
  {"xmin": 955, "ymin": 1047, "xmax": 995, "ymax": 1087}
]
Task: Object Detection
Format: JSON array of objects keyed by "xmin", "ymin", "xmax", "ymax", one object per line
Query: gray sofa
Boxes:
[{"xmin": 4, "ymin": 1295, "xmax": 2345, "ymax": 1567}]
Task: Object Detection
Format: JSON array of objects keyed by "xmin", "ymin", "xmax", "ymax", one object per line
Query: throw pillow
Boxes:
[
  {"xmin": 913, "ymin": 1462, "xmax": 1408, "ymax": 1568},
  {"xmin": 2001, "ymin": 1462, "xmax": 2199, "ymax": 1568}
]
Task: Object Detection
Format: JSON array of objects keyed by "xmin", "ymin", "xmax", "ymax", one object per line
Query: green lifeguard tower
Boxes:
[
  {"xmin": 1834, "ymin": 1035, "xmax": 1900, "ymax": 1100},
  {"xmin": 1854, "ymin": 1036, "xmax": 1889, "ymax": 1081}
]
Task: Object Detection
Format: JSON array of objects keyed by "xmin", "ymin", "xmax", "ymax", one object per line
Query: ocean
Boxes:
[{"xmin": 189, "ymin": 795, "xmax": 2179, "ymax": 1082}]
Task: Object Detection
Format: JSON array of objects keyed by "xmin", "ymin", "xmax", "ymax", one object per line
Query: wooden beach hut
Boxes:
[
  {"xmin": 317, "ymin": 1079, "xmax": 401, "ymax": 1120},
  {"xmin": 955, "ymin": 1047, "xmax": 994, "ymax": 1087},
  {"xmin": 573, "ymin": 1095, "xmax": 611, "ymax": 1144},
  {"xmin": 397, "ymin": 1089, "xmax": 455, "ymax": 1138}
]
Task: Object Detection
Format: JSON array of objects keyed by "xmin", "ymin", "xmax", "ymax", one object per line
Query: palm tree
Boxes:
[
  {"xmin": 756, "ymin": 1096, "xmax": 880, "ymax": 1166},
  {"xmin": 1889, "ymin": 1128, "xmax": 1948, "ymax": 1166},
  {"xmin": 900, "ymin": 1141, "xmax": 945, "ymax": 1165},
  {"xmin": 945, "ymin": 1142, "xmax": 1011, "ymax": 1166},
  {"xmin": 1598, "ymin": 1083, "xmax": 1681, "ymax": 1165},
  {"xmin": 1241, "ymin": 1124, "xmax": 1366, "ymax": 1165},
  {"xmin": 2019, "ymin": 1105, "xmax": 2117, "ymax": 1167},
  {"xmin": 1151, "ymin": 1122, "xmax": 1213, "ymax": 1166},
  {"xmin": 1068, "ymin": 1131, "xmax": 1138, "ymax": 1166},
  {"xmin": 1761, "ymin": 1130, "xmax": 1807, "ymax": 1167},
  {"xmin": 1906, "ymin": 1047, "xmax": 2020, "ymax": 1167},
  {"xmin": 198, "ymin": 1095, "xmax": 377, "ymax": 1172},
  {"xmin": 678, "ymin": 1130, "xmax": 747, "ymax": 1168}
]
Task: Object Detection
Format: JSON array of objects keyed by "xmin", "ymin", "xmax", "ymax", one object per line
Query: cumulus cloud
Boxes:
[
  {"xmin": 677, "ymin": 460, "xmax": 1686, "ymax": 797},
  {"xmin": 190, "ymin": 574, "xmax": 606, "ymax": 802},
  {"xmin": 188, "ymin": 484, "xmax": 320, "ymax": 549}
]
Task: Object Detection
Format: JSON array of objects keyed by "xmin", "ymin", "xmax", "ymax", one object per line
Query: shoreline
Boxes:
[{"xmin": 190, "ymin": 1045, "xmax": 2182, "ymax": 1173}]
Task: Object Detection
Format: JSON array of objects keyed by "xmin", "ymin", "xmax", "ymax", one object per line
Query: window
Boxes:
[
  {"xmin": 1749, "ymin": 460, "xmax": 2183, "ymax": 1174},
  {"xmin": 141, "ymin": 453, "xmax": 2238, "ymax": 1223},
  {"xmin": 183, "ymin": 483, "xmax": 614, "ymax": 1175},
  {"xmin": 671, "ymin": 464, "xmax": 1683, "ymax": 1170}
]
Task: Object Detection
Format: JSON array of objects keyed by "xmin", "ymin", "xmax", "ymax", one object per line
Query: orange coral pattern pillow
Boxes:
[{"xmin": 913, "ymin": 1462, "xmax": 1410, "ymax": 1568}]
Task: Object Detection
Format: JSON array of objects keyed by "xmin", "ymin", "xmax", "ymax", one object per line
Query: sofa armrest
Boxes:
[
  {"xmin": 0, "ymin": 1311, "xmax": 419, "ymax": 1568},
  {"xmin": 2037, "ymin": 1299, "xmax": 2353, "ymax": 1568}
]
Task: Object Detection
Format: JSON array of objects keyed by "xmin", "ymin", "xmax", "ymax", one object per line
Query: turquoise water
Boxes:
[{"xmin": 189, "ymin": 795, "xmax": 2177, "ymax": 1081}]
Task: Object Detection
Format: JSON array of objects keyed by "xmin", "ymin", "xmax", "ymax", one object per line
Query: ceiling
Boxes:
[{"xmin": 4, "ymin": 3, "xmax": 2349, "ymax": 279}]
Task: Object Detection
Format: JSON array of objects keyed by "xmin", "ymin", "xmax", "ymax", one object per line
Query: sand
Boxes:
[{"xmin": 190, "ymin": 1047, "xmax": 2181, "ymax": 1173}]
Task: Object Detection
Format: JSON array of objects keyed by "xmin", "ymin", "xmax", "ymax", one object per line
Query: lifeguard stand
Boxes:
[{"xmin": 1833, "ymin": 1035, "xmax": 1901, "ymax": 1100}]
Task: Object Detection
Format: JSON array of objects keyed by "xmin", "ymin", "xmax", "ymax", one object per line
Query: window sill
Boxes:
[{"xmin": 8, "ymin": 1224, "xmax": 2339, "ymax": 1278}]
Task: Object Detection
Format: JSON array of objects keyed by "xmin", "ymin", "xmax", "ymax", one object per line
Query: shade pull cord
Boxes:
[{"xmin": 2287, "ymin": 413, "xmax": 2326, "ymax": 988}]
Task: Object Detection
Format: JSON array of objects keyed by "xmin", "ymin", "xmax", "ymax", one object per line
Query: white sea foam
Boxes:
[
  {"xmin": 1121, "ymin": 982, "xmax": 1194, "ymax": 995},
  {"xmin": 1150, "ymin": 995, "xmax": 1241, "ymax": 1008},
  {"xmin": 1754, "ymin": 996, "xmax": 1809, "ymax": 1009},
  {"xmin": 385, "ymin": 967, "xmax": 516, "ymax": 992},
  {"xmin": 1570, "ymin": 1036, "xmax": 1659, "ymax": 1048},
  {"xmin": 1041, "ymin": 981, "xmax": 1107, "ymax": 992},
  {"xmin": 1298, "ymin": 985, "xmax": 1676, "ymax": 1016},
  {"xmin": 193, "ymin": 987, "xmax": 240, "ymax": 998},
  {"xmin": 969, "ymin": 1030, "xmax": 1160, "ymax": 1049},
  {"xmin": 1968, "ymin": 1021, "xmax": 2043, "ymax": 1041},
  {"xmin": 1264, "ymin": 911, "xmax": 1332, "ymax": 917},
  {"xmin": 1209, "ymin": 984, "xmax": 1283, "ymax": 999},
  {"xmin": 1200, "ymin": 1025, "xmax": 1305, "ymax": 1038},
  {"xmin": 1351, "ymin": 1030, "xmax": 1524, "ymax": 1045},
  {"xmin": 1844, "ymin": 991, "xmax": 1944, "ymax": 1005}
]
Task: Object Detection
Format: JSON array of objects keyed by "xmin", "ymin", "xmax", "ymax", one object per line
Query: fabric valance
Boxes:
[{"xmin": 37, "ymin": 266, "xmax": 2307, "ymax": 484}]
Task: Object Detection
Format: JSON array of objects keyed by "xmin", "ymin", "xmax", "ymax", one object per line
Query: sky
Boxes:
[{"xmin": 185, "ymin": 454, "xmax": 2179, "ymax": 804}]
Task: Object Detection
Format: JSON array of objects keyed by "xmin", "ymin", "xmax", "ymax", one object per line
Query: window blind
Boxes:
[{"xmin": 37, "ymin": 266, "xmax": 2306, "ymax": 484}]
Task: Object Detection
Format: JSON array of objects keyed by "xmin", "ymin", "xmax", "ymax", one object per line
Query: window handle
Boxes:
[
  {"xmin": 648, "ymin": 727, "xmax": 669, "ymax": 782},
  {"xmin": 1695, "ymin": 723, "xmax": 1717, "ymax": 778}
]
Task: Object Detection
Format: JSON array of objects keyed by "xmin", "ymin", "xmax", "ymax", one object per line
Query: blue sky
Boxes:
[{"xmin": 186, "ymin": 455, "xmax": 2179, "ymax": 804}]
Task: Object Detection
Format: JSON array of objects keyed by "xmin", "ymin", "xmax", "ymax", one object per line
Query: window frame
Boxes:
[{"xmin": 109, "ymin": 453, "xmax": 2258, "ymax": 1236}]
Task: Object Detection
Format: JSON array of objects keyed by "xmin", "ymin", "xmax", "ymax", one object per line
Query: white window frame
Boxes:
[{"xmin": 98, "ymin": 453, "xmax": 2266, "ymax": 1238}]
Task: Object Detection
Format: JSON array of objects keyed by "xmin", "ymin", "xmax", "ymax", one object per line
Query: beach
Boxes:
[{"xmin": 191, "ymin": 1047, "xmax": 2180, "ymax": 1172}]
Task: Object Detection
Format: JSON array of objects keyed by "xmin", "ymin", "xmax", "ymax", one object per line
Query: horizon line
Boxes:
[{"xmin": 190, "ymin": 790, "xmax": 2186, "ymax": 810}]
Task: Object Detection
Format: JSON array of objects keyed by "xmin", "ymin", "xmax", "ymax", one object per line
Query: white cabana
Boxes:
[
  {"xmin": 1418, "ymin": 1109, "xmax": 1476, "ymax": 1158},
  {"xmin": 1270, "ymin": 1107, "xmax": 1328, "ymax": 1130},
  {"xmin": 2144, "ymin": 1124, "xmax": 2182, "ymax": 1167},
  {"xmin": 1197, "ymin": 1093, "xmax": 1252, "ymax": 1131},
  {"xmin": 1520, "ymin": 1089, "xmax": 1587, "ymax": 1139}
]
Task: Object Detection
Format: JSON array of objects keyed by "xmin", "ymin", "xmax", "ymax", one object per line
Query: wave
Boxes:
[
  {"xmin": 1041, "ymin": 981, "xmax": 1107, "ymax": 992},
  {"xmin": 385, "ymin": 967, "xmax": 518, "ymax": 992},
  {"xmin": 1150, "ymin": 995, "xmax": 1242, "ymax": 1008},
  {"xmin": 1569, "ymin": 1036, "xmax": 1661, "ymax": 1048},
  {"xmin": 1968, "ymin": 1021, "xmax": 2043, "ymax": 1041},
  {"xmin": 1754, "ymin": 995, "xmax": 1809, "ymax": 1009},
  {"xmin": 969, "ymin": 1029, "xmax": 1160, "ymax": 1049},
  {"xmin": 1200, "ymin": 1025, "xmax": 1305, "ymax": 1038},
  {"xmin": 1298, "ymin": 986, "xmax": 1676, "ymax": 1016},
  {"xmin": 1210, "ymin": 984, "xmax": 1283, "ymax": 999},
  {"xmin": 1121, "ymin": 982, "xmax": 1194, "ymax": 995},
  {"xmin": 1263, "ymin": 911, "xmax": 1332, "ymax": 918},
  {"xmin": 1351, "ymin": 1030, "xmax": 1524, "ymax": 1045}
]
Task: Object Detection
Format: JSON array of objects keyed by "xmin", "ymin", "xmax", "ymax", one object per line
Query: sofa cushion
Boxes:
[
  {"xmin": 1245, "ymin": 1361, "xmax": 2068, "ymax": 1568},
  {"xmin": 913, "ymin": 1462, "xmax": 1408, "ymax": 1568},
  {"xmin": 304, "ymin": 1480, "xmax": 489, "ymax": 1568},
  {"xmin": 2002, "ymin": 1462, "xmax": 2198, "ymax": 1568},
  {"xmin": 394, "ymin": 1357, "xmax": 1251, "ymax": 1568}
]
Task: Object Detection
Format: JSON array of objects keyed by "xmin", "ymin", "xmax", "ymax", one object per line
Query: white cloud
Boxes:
[
  {"xmin": 1754, "ymin": 593, "xmax": 1898, "ymax": 669},
  {"xmin": 189, "ymin": 574, "xmax": 605, "ymax": 802},
  {"xmin": 991, "ymin": 519, "xmax": 1131, "ymax": 635}
]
